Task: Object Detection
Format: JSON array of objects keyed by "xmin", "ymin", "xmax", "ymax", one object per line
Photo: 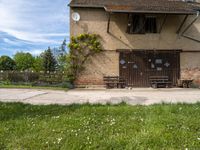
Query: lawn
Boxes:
[{"xmin": 0, "ymin": 103, "xmax": 200, "ymax": 149}]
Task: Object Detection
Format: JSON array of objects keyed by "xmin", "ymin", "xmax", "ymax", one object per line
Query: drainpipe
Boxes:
[{"xmin": 107, "ymin": 12, "xmax": 111, "ymax": 33}]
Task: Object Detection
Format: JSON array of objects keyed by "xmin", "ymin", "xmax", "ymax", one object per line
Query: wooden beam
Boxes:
[
  {"xmin": 181, "ymin": 12, "xmax": 200, "ymax": 42},
  {"xmin": 176, "ymin": 15, "xmax": 188, "ymax": 34},
  {"xmin": 181, "ymin": 50, "xmax": 200, "ymax": 53},
  {"xmin": 182, "ymin": 35, "xmax": 200, "ymax": 43},
  {"xmin": 116, "ymin": 49, "xmax": 182, "ymax": 53},
  {"xmin": 181, "ymin": 12, "xmax": 199, "ymax": 35}
]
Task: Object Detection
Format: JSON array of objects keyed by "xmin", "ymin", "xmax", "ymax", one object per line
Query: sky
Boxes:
[{"xmin": 0, "ymin": 0, "xmax": 70, "ymax": 56}]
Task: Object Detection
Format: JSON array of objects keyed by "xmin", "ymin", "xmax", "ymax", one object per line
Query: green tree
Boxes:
[
  {"xmin": 32, "ymin": 56, "xmax": 44, "ymax": 72},
  {"xmin": 0, "ymin": 56, "xmax": 16, "ymax": 71},
  {"xmin": 60, "ymin": 38, "xmax": 67, "ymax": 54},
  {"xmin": 57, "ymin": 39, "xmax": 68, "ymax": 71},
  {"xmin": 42, "ymin": 47, "xmax": 57, "ymax": 73},
  {"xmin": 14, "ymin": 52, "xmax": 35, "ymax": 71}
]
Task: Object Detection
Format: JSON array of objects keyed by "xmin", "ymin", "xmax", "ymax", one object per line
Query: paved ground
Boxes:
[{"xmin": 0, "ymin": 88, "xmax": 200, "ymax": 105}]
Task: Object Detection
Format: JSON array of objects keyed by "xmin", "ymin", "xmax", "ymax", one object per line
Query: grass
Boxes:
[
  {"xmin": 0, "ymin": 84, "xmax": 68, "ymax": 91},
  {"xmin": 0, "ymin": 102, "xmax": 200, "ymax": 149}
]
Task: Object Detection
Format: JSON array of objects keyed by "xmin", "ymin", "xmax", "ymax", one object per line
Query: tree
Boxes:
[
  {"xmin": 60, "ymin": 38, "xmax": 67, "ymax": 55},
  {"xmin": 32, "ymin": 56, "xmax": 44, "ymax": 72},
  {"xmin": 0, "ymin": 56, "xmax": 16, "ymax": 71},
  {"xmin": 42, "ymin": 47, "xmax": 57, "ymax": 73},
  {"xmin": 57, "ymin": 39, "xmax": 68, "ymax": 71},
  {"xmin": 14, "ymin": 52, "xmax": 35, "ymax": 71}
]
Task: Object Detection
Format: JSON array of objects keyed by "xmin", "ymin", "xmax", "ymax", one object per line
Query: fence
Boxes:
[{"xmin": 0, "ymin": 71, "xmax": 67, "ymax": 86}]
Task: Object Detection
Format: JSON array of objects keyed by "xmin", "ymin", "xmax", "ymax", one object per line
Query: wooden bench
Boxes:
[
  {"xmin": 103, "ymin": 76, "xmax": 126, "ymax": 89},
  {"xmin": 177, "ymin": 79, "xmax": 193, "ymax": 88},
  {"xmin": 149, "ymin": 76, "xmax": 172, "ymax": 88}
]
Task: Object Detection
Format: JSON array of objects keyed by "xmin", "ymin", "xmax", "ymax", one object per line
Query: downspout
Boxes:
[
  {"xmin": 181, "ymin": 11, "xmax": 200, "ymax": 42},
  {"xmin": 107, "ymin": 12, "xmax": 111, "ymax": 33}
]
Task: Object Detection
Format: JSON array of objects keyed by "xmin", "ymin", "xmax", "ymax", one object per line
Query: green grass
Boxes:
[
  {"xmin": 0, "ymin": 85, "xmax": 68, "ymax": 91},
  {"xmin": 0, "ymin": 102, "xmax": 200, "ymax": 149}
]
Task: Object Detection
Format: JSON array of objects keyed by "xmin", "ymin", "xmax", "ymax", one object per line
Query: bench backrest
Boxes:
[
  {"xmin": 103, "ymin": 76, "xmax": 125, "ymax": 82},
  {"xmin": 149, "ymin": 76, "xmax": 169, "ymax": 79}
]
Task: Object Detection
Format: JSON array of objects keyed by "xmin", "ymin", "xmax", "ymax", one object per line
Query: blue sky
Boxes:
[{"xmin": 0, "ymin": 0, "xmax": 70, "ymax": 56}]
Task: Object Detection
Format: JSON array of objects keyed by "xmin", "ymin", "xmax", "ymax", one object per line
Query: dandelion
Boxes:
[
  {"xmin": 57, "ymin": 138, "xmax": 63, "ymax": 144},
  {"xmin": 53, "ymin": 116, "xmax": 60, "ymax": 119}
]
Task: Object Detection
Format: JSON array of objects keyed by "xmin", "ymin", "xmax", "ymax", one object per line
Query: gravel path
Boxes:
[{"xmin": 0, "ymin": 88, "xmax": 200, "ymax": 105}]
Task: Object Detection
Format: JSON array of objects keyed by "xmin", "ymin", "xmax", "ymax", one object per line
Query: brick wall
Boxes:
[{"xmin": 75, "ymin": 51, "xmax": 119, "ymax": 86}]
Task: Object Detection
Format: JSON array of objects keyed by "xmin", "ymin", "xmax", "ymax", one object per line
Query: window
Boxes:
[
  {"xmin": 127, "ymin": 14, "xmax": 145, "ymax": 34},
  {"xmin": 145, "ymin": 16, "xmax": 157, "ymax": 33},
  {"xmin": 127, "ymin": 14, "xmax": 157, "ymax": 34}
]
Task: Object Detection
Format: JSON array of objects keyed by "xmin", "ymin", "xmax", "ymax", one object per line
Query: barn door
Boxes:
[
  {"xmin": 147, "ymin": 52, "xmax": 180, "ymax": 86},
  {"xmin": 119, "ymin": 52, "xmax": 148, "ymax": 87},
  {"xmin": 119, "ymin": 51, "xmax": 180, "ymax": 87}
]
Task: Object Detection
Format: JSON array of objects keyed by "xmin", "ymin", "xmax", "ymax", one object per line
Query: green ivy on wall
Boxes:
[{"xmin": 67, "ymin": 33, "xmax": 102, "ymax": 82}]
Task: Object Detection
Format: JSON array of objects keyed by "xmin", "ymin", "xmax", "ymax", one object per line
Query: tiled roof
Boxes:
[{"xmin": 69, "ymin": 0, "xmax": 200, "ymax": 14}]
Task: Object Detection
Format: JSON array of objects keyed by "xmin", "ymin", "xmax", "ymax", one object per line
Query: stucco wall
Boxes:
[
  {"xmin": 71, "ymin": 8, "xmax": 200, "ymax": 50},
  {"xmin": 70, "ymin": 8, "xmax": 200, "ymax": 86}
]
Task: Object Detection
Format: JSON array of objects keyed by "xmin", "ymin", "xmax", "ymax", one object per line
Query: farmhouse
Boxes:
[{"xmin": 69, "ymin": 0, "xmax": 200, "ymax": 88}]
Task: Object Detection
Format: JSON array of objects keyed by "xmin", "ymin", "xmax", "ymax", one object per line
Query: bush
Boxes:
[{"xmin": 0, "ymin": 71, "xmax": 69, "ymax": 86}]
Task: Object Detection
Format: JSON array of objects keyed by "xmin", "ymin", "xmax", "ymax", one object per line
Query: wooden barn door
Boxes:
[
  {"xmin": 119, "ymin": 51, "xmax": 180, "ymax": 87},
  {"xmin": 119, "ymin": 51, "xmax": 148, "ymax": 87}
]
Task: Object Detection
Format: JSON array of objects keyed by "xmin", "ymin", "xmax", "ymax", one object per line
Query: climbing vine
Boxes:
[{"xmin": 67, "ymin": 33, "xmax": 102, "ymax": 82}]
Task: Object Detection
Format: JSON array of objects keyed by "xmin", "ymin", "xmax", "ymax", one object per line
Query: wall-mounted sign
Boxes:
[
  {"xmin": 155, "ymin": 59, "xmax": 162, "ymax": 64},
  {"xmin": 133, "ymin": 64, "xmax": 138, "ymax": 69},
  {"xmin": 164, "ymin": 62, "xmax": 170, "ymax": 67},
  {"xmin": 120, "ymin": 59, "xmax": 126, "ymax": 65}
]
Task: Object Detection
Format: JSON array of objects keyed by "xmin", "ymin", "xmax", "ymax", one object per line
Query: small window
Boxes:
[
  {"xmin": 145, "ymin": 16, "xmax": 157, "ymax": 33},
  {"xmin": 127, "ymin": 14, "xmax": 157, "ymax": 34}
]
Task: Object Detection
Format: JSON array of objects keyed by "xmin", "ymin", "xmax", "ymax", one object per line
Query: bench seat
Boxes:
[
  {"xmin": 149, "ymin": 76, "xmax": 172, "ymax": 88},
  {"xmin": 103, "ymin": 76, "xmax": 126, "ymax": 89}
]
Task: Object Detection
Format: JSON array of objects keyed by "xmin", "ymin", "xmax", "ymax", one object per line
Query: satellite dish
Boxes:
[{"xmin": 72, "ymin": 12, "xmax": 80, "ymax": 22}]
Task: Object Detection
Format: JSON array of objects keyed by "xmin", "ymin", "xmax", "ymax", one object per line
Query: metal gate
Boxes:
[{"xmin": 119, "ymin": 50, "xmax": 180, "ymax": 87}]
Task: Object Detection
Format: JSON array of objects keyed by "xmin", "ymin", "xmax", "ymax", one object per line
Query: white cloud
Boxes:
[
  {"xmin": 2, "ymin": 29, "xmax": 64, "ymax": 44},
  {"xmin": 0, "ymin": 0, "xmax": 69, "ymax": 54}
]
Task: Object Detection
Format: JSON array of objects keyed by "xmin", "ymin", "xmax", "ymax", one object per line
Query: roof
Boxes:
[{"xmin": 69, "ymin": 0, "xmax": 200, "ymax": 14}]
